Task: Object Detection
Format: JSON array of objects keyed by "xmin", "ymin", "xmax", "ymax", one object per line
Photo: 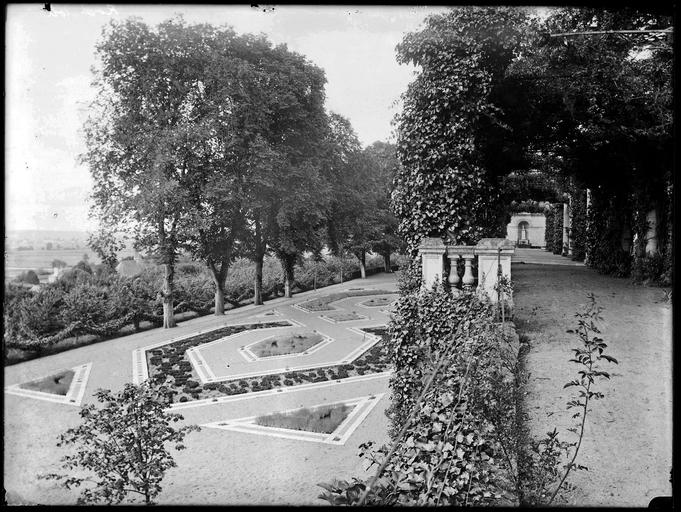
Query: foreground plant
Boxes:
[
  {"xmin": 520, "ymin": 292, "xmax": 618, "ymax": 505},
  {"xmin": 41, "ymin": 382, "xmax": 200, "ymax": 505}
]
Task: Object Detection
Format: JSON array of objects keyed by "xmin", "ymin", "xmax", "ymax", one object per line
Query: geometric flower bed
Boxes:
[
  {"xmin": 144, "ymin": 321, "xmax": 293, "ymax": 402},
  {"xmin": 319, "ymin": 311, "xmax": 368, "ymax": 323},
  {"xmin": 4, "ymin": 362, "xmax": 93, "ymax": 406},
  {"xmin": 296, "ymin": 290, "xmax": 397, "ymax": 312},
  {"xmin": 20, "ymin": 369, "xmax": 75, "ymax": 395},
  {"xmin": 151, "ymin": 326, "xmax": 391, "ymax": 404},
  {"xmin": 202, "ymin": 394, "xmax": 386, "ymax": 445},
  {"xmin": 255, "ymin": 403, "xmax": 354, "ymax": 433},
  {"xmin": 359, "ymin": 296, "xmax": 394, "ymax": 308},
  {"xmin": 249, "ymin": 331, "xmax": 325, "ymax": 358}
]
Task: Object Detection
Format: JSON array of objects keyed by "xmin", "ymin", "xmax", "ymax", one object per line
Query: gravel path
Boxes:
[
  {"xmin": 512, "ymin": 249, "xmax": 672, "ymax": 506},
  {"xmin": 3, "ymin": 273, "xmax": 398, "ymax": 505}
]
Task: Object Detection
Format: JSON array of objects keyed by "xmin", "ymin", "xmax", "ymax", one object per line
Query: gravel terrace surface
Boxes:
[
  {"xmin": 512, "ymin": 249, "xmax": 672, "ymax": 506},
  {"xmin": 4, "ymin": 272, "xmax": 399, "ymax": 505}
]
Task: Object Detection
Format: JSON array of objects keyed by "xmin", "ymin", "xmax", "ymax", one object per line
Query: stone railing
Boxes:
[{"xmin": 418, "ymin": 237, "xmax": 515, "ymax": 304}]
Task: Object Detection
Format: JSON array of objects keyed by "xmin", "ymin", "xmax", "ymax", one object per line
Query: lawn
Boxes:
[
  {"xmin": 254, "ymin": 403, "xmax": 354, "ymax": 434},
  {"xmin": 20, "ymin": 369, "xmax": 75, "ymax": 395},
  {"xmin": 250, "ymin": 331, "xmax": 324, "ymax": 357},
  {"xmin": 322, "ymin": 311, "xmax": 366, "ymax": 322},
  {"xmin": 361, "ymin": 296, "xmax": 393, "ymax": 307}
]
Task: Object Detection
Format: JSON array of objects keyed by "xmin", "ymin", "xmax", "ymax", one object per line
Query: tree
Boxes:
[
  {"xmin": 232, "ymin": 36, "xmax": 329, "ymax": 303},
  {"xmin": 42, "ymin": 382, "xmax": 200, "ymax": 505},
  {"xmin": 363, "ymin": 142, "xmax": 405, "ymax": 272},
  {"xmin": 51, "ymin": 259, "xmax": 68, "ymax": 269},
  {"xmin": 87, "ymin": 227, "xmax": 125, "ymax": 270},
  {"xmin": 83, "ymin": 17, "xmax": 221, "ymax": 328},
  {"xmin": 323, "ymin": 113, "xmax": 363, "ymax": 281},
  {"xmin": 16, "ymin": 270, "xmax": 40, "ymax": 285}
]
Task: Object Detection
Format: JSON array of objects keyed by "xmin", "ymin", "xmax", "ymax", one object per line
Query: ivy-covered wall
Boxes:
[
  {"xmin": 551, "ymin": 205, "xmax": 563, "ymax": 256},
  {"xmin": 544, "ymin": 207, "xmax": 555, "ymax": 252},
  {"xmin": 568, "ymin": 187, "xmax": 587, "ymax": 262}
]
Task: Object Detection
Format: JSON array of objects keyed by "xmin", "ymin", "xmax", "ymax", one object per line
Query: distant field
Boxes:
[{"xmin": 4, "ymin": 248, "xmax": 132, "ymax": 281}]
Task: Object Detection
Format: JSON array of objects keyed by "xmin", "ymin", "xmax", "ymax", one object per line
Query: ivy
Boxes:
[
  {"xmin": 391, "ymin": 7, "xmax": 529, "ymax": 254},
  {"xmin": 544, "ymin": 207, "xmax": 555, "ymax": 253},
  {"xmin": 568, "ymin": 186, "xmax": 587, "ymax": 262},
  {"xmin": 552, "ymin": 205, "xmax": 564, "ymax": 256}
]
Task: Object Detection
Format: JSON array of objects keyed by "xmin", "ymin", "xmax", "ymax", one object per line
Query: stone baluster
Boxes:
[
  {"xmin": 461, "ymin": 253, "xmax": 476, "ymax": 290},
  {"xmin": 446, "ymin": 248, "xmax": 460, "ymax": 290}
]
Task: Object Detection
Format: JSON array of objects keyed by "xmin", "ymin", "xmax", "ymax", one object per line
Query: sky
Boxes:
[{"xmin": 5, "ymin": 3, "xmax": 450, "ymax": 233}]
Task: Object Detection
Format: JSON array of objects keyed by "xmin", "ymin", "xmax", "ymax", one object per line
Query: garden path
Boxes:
[
  {"xmin": 3, "ymin": 272, "xmax": 399, "ymax": 505},
  {"xmin": 512, "ymin": 248, "xmax": 672, "ymax": 506}
]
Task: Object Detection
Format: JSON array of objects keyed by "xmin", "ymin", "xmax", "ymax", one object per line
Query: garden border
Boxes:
[{"xmin": 170, "ymin": 371, "xmax": 392, "ymax": 411}]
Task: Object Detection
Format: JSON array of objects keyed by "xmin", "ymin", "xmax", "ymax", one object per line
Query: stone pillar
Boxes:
[
  {"xmin": 475, "ymin": 238, "xmax": 515, "ymax": 304},
  {"xmin": 562, "ymin": 202, "xmax": 570, "ymax": 256},
  {"xmin": 646, "ymin": 209, "xmax": 658, "ymax": 255},
  {"xmin": 418, "ymin": 237, "xmax": 446, "ymax": 290}
]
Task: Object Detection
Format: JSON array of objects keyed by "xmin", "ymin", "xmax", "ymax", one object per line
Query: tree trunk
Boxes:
[
  {"xmin": 383, "ymin": 252, "xmax": 391, "ymax": 272},
  {"xmin": 355, "ymin": 250, "xmax": 366, "ymax": 279},
  {"xmin": 254, "ymin": 253, "xmax": 264, "ymax": 305},
  {"xmin": 162, "ymin": 262, "xmax": 176, "ymax": 329},
  {"xmin": 282, "ymin": 255, "xmax": 295, "ymax": 298},
  {"xmin": 208, "ymin": 259, "xmax": 229, "ymax": 316},
  {"xmin": 214, "ymin": 287, "xmax": 225, "ymax": 315}
]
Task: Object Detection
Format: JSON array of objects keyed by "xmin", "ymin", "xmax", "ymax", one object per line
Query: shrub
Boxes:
[{"xmin": 15, "ymin": 270, "xmax": 40, "ymax": 285}]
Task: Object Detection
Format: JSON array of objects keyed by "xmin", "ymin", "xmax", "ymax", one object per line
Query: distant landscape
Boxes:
[{"xmin": 4, "ymin": 230, "xmax": 135, "ymax": 281}]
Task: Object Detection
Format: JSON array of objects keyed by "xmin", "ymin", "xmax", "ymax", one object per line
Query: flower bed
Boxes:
[
  {"xmin": 150, "ymin": 326, "xmax": 391, "ymax": 403},
  {"xmin": 145, "ymin": 321, "xmax": 292, "ymax": 401},
  {"xmin": 320, "ymin": 311, "xmax": 367, "ymax": 323},
  {"xmin": 19, "ymin": 369, "xmax": 75, "ymax": 396},
  {"xmin": 297, "ymin": 290, "xmax": 397, "ymax": 312},
  {"xmin": 250, "ymin": 331, "xmax": 324, "ymax": 357},
  {"xmin": 360, "ymin": 296, "xmax": 394, "ymax": 307},
  {"xmin": 254, "ymin": 403, "xmax": 353, "ymax": 434}
]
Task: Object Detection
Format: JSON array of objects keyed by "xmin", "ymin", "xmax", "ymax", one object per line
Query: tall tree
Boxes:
[
  {"xmin": 84, "ymin": 17, "xmax": 220, "ymax": 328},
  {"xmin": 323, "ymin": 113, "xmax": 363, "ymax": 279},
  {"xmin": 232, "ymin": 36, "xmax": 329, "ymax": 304}
]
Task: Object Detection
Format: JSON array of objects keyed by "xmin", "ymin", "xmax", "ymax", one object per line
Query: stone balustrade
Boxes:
[{"xmin": 418, "ymin": 237, "xmax": 515, "ymax": 304}]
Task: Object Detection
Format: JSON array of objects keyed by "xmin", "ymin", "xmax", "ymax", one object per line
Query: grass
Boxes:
[
  {"xmin": 323, "ymin": 311, "xmax": 366, "ymax": 322},
  {"xmin": 251, "ymin": 331, "xmax": 324, "ymax": 357},
  {"xmin": 361, "ymin": 296, "xmax": 393, "ymax": 307},
  {"xmin": 254, "ymin": 403, "xmax": 354, "ymax": 434},
  {"xmin": 20, "ymin": 369, "xmax": 75, "ymax": 395}
]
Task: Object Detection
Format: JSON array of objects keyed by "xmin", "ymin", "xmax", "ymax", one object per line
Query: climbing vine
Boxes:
[
  {"xmin": 391, "ymin": 7, "xmax": 529, "ymax": 254},
  {"xmin": 552, "ymin": 205, "xmax": 563, "ymax": 256},
  {"xmin": 568, "ymin": 187, "xmax": 587, "ymax": 262},
  {"xmin": 544, "ymin": 207, "xmax": 555, "ymax": 253}
]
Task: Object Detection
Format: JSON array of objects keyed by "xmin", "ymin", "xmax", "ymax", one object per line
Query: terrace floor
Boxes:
[{"xmin": 512, "ymin": 249, "xmax": 673, "ymax": 506}]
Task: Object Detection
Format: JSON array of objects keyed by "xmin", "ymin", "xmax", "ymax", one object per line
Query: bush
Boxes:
[
  {"xmin": 319, "ymin": 284, "xmax": 518, "ymax": 506},
  {"xmin": 15, "ymin": 270, "xmax": 40, "ymax": 285}
]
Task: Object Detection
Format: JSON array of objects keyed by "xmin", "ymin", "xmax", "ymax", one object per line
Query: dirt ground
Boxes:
[{"xmin": 512, "ymin": 256, "xmax": 672, "ymax": 506}]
